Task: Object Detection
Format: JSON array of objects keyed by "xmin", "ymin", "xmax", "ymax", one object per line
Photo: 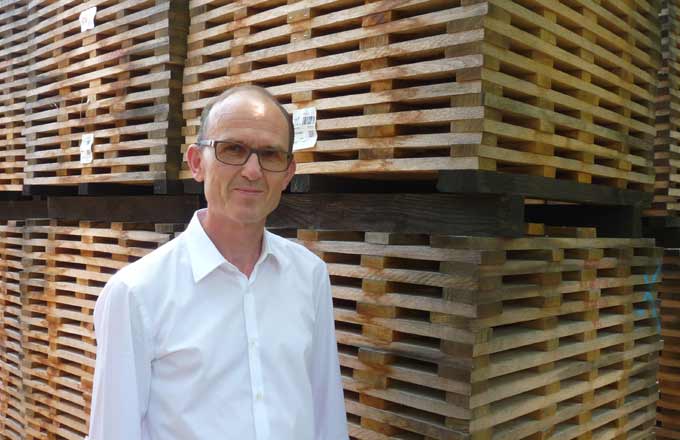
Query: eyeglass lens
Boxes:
[{"xmin": 214, "ymin": 142, "xmax": 290, "ymax": 171}]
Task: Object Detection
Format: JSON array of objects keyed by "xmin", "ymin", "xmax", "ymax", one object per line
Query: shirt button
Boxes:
[
  {"xmin": 249, "ymin": 339, "xmax": 257, "ymax": 349},
  {"xmin": 255, "ymin": 392, "xmax": 263, "ymax": 401}
]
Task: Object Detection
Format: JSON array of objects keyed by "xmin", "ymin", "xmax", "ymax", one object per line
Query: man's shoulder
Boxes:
[{"xmin": 114, "ymin": 232, "xmax": 186, "ymax": 288}]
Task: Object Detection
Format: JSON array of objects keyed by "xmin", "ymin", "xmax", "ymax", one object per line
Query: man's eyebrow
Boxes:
[{"xmin": 215, "ymin": 138, "xmax": 285, "ymax": 150}]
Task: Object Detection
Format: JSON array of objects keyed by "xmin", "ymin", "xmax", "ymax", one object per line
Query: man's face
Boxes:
[{"xmin": 188, "ymin": 91, "xmax": 295, "ymax": 226}]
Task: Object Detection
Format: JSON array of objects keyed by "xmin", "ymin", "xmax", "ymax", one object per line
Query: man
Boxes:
[{"xmin": 87, "ymin": 85, "xmax": 349, "ymax": 440}]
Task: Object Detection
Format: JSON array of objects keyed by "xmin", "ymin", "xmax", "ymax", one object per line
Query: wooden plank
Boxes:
[
  {"xmin": 47, "ymin": 195, "xmax": 200, "ymax": 223},
  {"xmin": 436, "ymin": 170, "xmax": 652, "ymax": 206},
  {"xmin": 0, "ymin": 200, "xmax": 47, "ymax": 221},
  {"xmin": 269, "ymin": 193, "xmax": 525, "ymax": 236}
]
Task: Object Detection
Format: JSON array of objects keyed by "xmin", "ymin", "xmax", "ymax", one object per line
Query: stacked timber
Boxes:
[
  {"xmin": 0, "ymin": 219, "xmax": 183, "ymax": 440},
  {"xmin": 643, "ymin": 2, "xmax": 680, "ymax": 437},
  {"xmin": 1, "ymin": 217, "xmax": 663, "ymax": 440},
  {"xmin": 296, "ymin": 226, "xmax": 663, "ymax": 440},
  {"xmin": 182, "ymin": 0, "xmax": 660, "ymax": 190},
  {"xmin": 0, "ymin": 220, "xmax": 27, "ymax": 440},
  {"xmin": 650, "ymin": 1, "xmax": 680, "ymax": 218},
  {"xmin": 657, "ymin": 248, "xmax": 680, "ymax": 440},
  {"xmin": 22, "ymin": 0, "xmax": 188, "ymax": 191},
  {"xmin": 0, "ymin": 1, "xmax": 29, "ymax": 191}
]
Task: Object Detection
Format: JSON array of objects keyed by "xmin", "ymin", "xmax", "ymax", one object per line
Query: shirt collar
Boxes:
[{"xmin": 184, "ymin": 210, "xmax": 288, "ymax": 283}]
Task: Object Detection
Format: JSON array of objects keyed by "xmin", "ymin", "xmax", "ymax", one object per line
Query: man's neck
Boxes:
[{"xmin": 198, "ymin": 210, "xmax": 265, "ymax": 278}]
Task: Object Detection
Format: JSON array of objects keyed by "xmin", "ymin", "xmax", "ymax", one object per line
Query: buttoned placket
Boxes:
[{"xmin": 241, "ymin": 272, "xmax": 270, "ymax": 440}]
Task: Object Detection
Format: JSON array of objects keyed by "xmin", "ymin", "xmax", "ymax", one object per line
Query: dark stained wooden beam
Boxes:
[
  {"xmin": 437, "ymin": 170, "xmax": 652, "ymax": 206},
  {"xmin": 525, "ymin": 204, "xmax": 642, "ymax": 238},
  {"xmin": 0, "ymin": 199, "xmax": 48, "ymax": 220},
  {"xmin": 269, "ymin": 193, "xmax": 525, "ymax": 236},
  {"xmin": 48, "ymin": 196, "xmax": 202, "ymax": 223}
]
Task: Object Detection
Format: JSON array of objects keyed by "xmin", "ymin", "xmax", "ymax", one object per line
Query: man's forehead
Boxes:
[
  {"xmin": 210, "ymin": 91, "xmax": 280, "ymax": 120},
  {"xmin": 209, "ymin": 94, "xmax": 285, "ymax": 134}
]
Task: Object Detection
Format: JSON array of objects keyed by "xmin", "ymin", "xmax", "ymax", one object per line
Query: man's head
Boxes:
[
  {"xmin": 186, "ymin": 85, "xmax": 296, "ymax": 227},
  {"xmin": 196, "ymin": 86, "xmax": 295, "ymax": 151}
]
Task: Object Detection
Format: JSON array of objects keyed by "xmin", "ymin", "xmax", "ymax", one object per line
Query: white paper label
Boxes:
[
  {"xmin": 80, "ymin": 133, "xmax": 94, "ymax": 164},
  {"xmin": 292, "ymin": 107, "xmax": 317, "ymax": 151},
  {"xmin": 79, "ymin": 7, "xmax": 97, "ymax": 32}
]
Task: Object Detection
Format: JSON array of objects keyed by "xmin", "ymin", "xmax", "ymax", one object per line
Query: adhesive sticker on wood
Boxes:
[
  {"xmin": 80, "ymin": 133, "xmax": 94, "ymax": 164},
  {"xmin": 292, "ymin": 107, "xmax": 317, "ymax": 151},
  {"xmin": 79, "ymin": 7, "xmax": 97, "ymax": 32}
]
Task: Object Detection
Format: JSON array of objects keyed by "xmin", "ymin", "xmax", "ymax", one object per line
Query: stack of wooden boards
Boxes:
[
  {"xmin": 296, "ymin": 226, "xmax": 663, "ymax": 439},
  {"xmin": 657, "ymin": 248, "xmax": 680, "ymax": 440},
  {"xmin": 643, "ymin": 1, "xmax": 680, "ymax": 437},
  {"xmin": 0, "ymin": 219, "xmax": 183, "ymax": 440},
  {"xmin": 181, "ymin": 0, "xmax": 659, "ymax": 189},
  {"xmin": 20, "ymin": 0, "xmax": 187, "ymax": 189},
  {"xmin": 650, "ymin": 0, "xmax": 680, "ymax": 217},
  {"xmin": 0, "ymin": 0, "xmax": 29, "ymax": 191},
  {"xmin": 0, "ymin": 220, "xmax": 664, "ymax": 440},
  {"xmin": 0, "ymin": 0, "xmax": 671, "ymax": 439}
]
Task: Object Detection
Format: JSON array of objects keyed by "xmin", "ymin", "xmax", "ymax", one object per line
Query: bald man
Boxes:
[{"xmin": 88, "ymin": 86, "xmax": 349, "ymax": 440}]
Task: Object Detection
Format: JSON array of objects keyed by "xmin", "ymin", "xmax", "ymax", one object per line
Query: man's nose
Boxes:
[{"xmin": 241, "ymin": 152, "xmax": 263, "ymax": 180}]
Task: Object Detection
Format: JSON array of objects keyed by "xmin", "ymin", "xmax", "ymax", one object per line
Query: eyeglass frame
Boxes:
[{"xmin": 195, "ymin": 139, "xmax": 294, "ymax": 172}]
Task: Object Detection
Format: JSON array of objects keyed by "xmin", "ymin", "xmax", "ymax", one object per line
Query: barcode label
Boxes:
[
  {"xmin": 79, "ymin": 7, "xmax": 97, "ymax": 32},
  {"xmin": 292, "ymin": 107, "xmax": 317, "ymax": 151},
  {"xmin": 80, "ymin": 133, "xmax": 94, "ymax": 164}
]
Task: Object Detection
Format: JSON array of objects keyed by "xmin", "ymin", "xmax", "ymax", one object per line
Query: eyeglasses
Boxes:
[{"xmin": 197, "ymin": 140, "xmax": 293, "ymax": 172}]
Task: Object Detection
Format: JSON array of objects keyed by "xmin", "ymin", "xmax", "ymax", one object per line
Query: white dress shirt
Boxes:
[{"xmin": 87, "ymin": 210, "xmax": 348, "ymax": 440}]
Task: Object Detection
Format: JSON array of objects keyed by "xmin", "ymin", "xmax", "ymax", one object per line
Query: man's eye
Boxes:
[
  {"xmin": 260, "ymin": 150, "xmax": 282, "ymax": 159},
  {"xmin": 219, "ymin": 143, "xmax": 246, "ymax": 155}
]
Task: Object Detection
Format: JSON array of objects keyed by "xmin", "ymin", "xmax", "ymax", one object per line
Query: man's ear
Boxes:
[
  {"xmin": 281, "ymin": 158, "xmax": 296, "ymax": 190},
  {"xmin": 186, "ymin": 144, "xmax": 206, "ymax": 182}
]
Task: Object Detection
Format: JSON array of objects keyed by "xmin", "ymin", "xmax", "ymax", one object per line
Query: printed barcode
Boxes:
[{"xmin": 302, "ymin": 116, "xmax": 315, "ymax": 125}]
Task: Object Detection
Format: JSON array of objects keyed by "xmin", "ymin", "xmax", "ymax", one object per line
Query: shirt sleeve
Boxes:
[
  {"xmin": 310, "ymin": 263, "xmax": 349, "ymax": 440},
  {"xmin": 88, "ymin": 273, "xmax": 152, "ymax": 440}
]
